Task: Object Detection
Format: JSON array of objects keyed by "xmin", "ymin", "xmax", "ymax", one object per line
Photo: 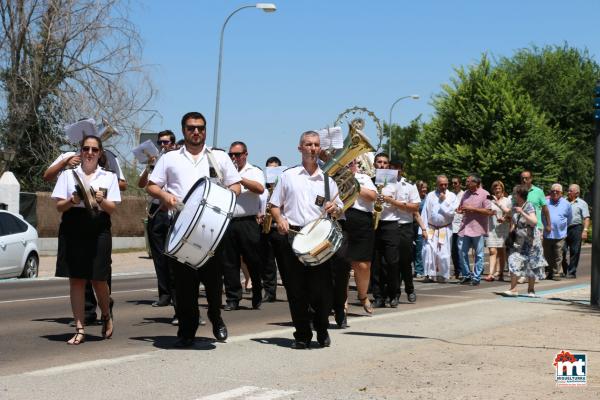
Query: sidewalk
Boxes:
[{"xmin": 38, "ymin": 250, "xmax": 155, "ymax": 278}]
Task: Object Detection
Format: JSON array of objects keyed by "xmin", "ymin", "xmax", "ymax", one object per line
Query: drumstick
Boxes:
[{"xmin": 306, "ymin": 191, "xmax": 340, "ymax": 235}]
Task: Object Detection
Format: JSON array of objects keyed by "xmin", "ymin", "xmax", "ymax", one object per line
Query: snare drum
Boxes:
[
  {"xmin": 292, "ymin": 218, "xmax": 343, "ymax": 266},
  {"xmin": 165, "ymin": 177, "xmax": 236, "ymax": 269}
]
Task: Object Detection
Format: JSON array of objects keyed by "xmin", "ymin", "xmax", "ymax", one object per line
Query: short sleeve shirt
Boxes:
[
  {"xmin": 234, "ymin": 162, "xmax": 265, "ymax": 217},
  {"xmin": 569, "ymin": 198, "xmax": 590, "ymax": 226},
  {"xmin": 458, "ymin": 187, "xmax": 491, "ymax": 237},
  {"xmin": 51, "ymin": 166, "xmax": 121, "ymax": 207},
  {"xmin": 352, "ymin": 173, "xmax": 377, "ymax": 212},
  {"xmin": 527, "ymin": 185, "xmax": 547, "ymax": 230}
]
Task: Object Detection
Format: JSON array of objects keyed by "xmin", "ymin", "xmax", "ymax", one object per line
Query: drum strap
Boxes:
[{"xmin": 205, "ymin": 147, "xmax": 224, "ymax": 183}]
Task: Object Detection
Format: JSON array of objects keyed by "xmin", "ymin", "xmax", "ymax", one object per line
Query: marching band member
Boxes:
[
  {"xmin": 51, "ymin": 135, "xmax": 120, "ymax": 344},
  {"xmin": 146, "ymin": 112, "xmax": 241, "ymax": 348},
  {"xmin": 258, "ymin": 156, "xmax": 284, "ymax": 303},
  {"xmin": 269, "ymin": 131, "xmax": 343, "ymax": 349},
  {"xmin": 221, "ymin": 141, "xmax": 265, "ymax": 310},
  {"xmin": 345, "ymin": 159, "xmax": 377, "ymax": 314},
  {"xmin": 138, "ymin": 130, "xmax": 176, "ymax": 309},
  {"xmin": 420, "ymin": 175, "xmax": 457, "ymax": 283}
]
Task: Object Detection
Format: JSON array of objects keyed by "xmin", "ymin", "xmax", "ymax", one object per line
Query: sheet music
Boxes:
[
  {"xmin": 65, "ymin": 119, "xmax": 98, "ymax": 144},
  {"xmin": 265, "ymin": 166, "xmax": 288, "ymax": 184},
  {"xmin": 132, "ymin": 140, "xmax": 160, "ymax": 163},
  {"xmin": 375, "ymin": 169, "xmax": 398, "ymax": 185},
  {"xmin": 317, "ymin": 126, "xmax": 343, "ymax": 150}
]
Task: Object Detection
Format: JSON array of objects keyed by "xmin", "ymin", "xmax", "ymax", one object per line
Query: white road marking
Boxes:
[
  {"xmin": 196, "ymin": 386, "xmax": 298, "ymax": 400},
  {"xmin": 23, "ymin": 352, "xmax": 158, "ymax": 376},
  {"xmin": 0, "ymin": 288, "xmax": 156, "ymax": 304},
  {"xmin": 417, "ymin": 293, "xmax": 473, "ymax": 299}
]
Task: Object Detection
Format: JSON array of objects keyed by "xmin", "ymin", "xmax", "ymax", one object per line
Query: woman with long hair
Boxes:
[
  {"xmin": 52, "ymin": 135, "xmax": 120, "ymax": 344},
  {"xmin": 485, "ymin": 181, "xmax": 510, "ymax": 281}
]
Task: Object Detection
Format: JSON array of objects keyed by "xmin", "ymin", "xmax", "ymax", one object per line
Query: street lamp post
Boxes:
[
  {"xmin": 388, "ymin": 94, "xmax": 420, "ymax": 159},
  {"xmin": 213, "ymin": 3, "xmax": 277, "ymax": 148}
]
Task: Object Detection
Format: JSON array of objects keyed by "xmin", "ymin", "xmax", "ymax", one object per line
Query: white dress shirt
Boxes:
[
  {"xmin": 149, "ymin": 145, "xmax": 241, "ymax": 201},
  {"xmin": 51, "ymin": 165, "xmax": 121, "ymax": 206},
  {"xmin": 234, "ymin": 162, "xmax": 265, "ymax": 217},
  {"xmin": 394, "ymin": 178, "xmax": 421, "ymax": 223},
  {"xmin": 352, "ymin": 173, "xmax": 376, "ymax": 212},
  {"xmin": 269, "ymin": 165, "xmax": 343, "ymax": 227},
  {"xmin": 451, "ymin": 190, "xmax": 465, "ymax": 233}
]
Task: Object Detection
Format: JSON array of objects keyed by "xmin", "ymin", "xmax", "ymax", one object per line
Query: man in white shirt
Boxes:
[
  {"xmin": 221, "ymin": 141, "xmax": 265, "ymax": 311},
  {"xmin": 270, "ymin": 131, "xmax": 343, "ymax": 349},
  {"xmin": 147, "ymin": 111, "xmax": 241, "ymax": 348},
  {"xmin": 421, "ymin": 175, "xmax": 457, "ymax": 282},
  {"xmin": 450, "ymin": 176, "xmax": 465, "ymax": 279}
]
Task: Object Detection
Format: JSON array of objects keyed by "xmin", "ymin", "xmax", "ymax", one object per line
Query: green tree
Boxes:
[
  {"xmin": 384, "ymin": 116, "xmax": 423, "ymax": 182},
  {"xmin": 412, "ymin": 55, "xmax": 569, "ymax": 191}
]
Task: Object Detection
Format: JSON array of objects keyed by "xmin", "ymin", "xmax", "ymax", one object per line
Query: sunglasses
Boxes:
[
  {"xmin": 228, "ymin": 152, "xmax": 245, "ymax": 158},
  {"xmin": 185, "ymin": 125, "xmax": 206, "ymax": 132},
  {"xmin": 82, "ymin": 146, "xmax": 100, "ymax": 154},
  {"xmin": 157, "ymin": 140, "xmax": 172, "ymax": 145}
]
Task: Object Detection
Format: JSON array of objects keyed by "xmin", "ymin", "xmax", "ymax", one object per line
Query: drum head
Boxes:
[
  {"xmin": 293, "ymin": 219, "xmax": 333, "ymax": 254},
  {"xmin": 166, "ymin": 178, "xmax": 209, "ymax": 253}
]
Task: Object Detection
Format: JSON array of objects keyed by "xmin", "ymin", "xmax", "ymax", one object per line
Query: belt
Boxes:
[
  {"xmin": 289, "ymin": 225, "xmax": 304, "ymax": 232},
  {"xmin": 428, "ymin": 223, "xmax": 451, "ymax": 230},
  {"xmin": 232, "ymin": 215, "xmax": 256, "ymax": 222}
]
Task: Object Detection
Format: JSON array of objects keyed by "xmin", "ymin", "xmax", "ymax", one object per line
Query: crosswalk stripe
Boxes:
[
  {"xmin": 196, "ymin": 386, "xmax": 298, "ymax": 400},
  {"xmin": 245, "ymin": 389, "xmax": 299, "ymax": 400}
]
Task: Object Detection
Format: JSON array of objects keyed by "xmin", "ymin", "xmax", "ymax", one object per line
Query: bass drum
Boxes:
[
  {"xmin": 165, "ymin": 177, "xmax": 236, "ymax": 269},
  {"xmin": 292, "ymin": 218, "xmax": 343, "ymax": 266}
]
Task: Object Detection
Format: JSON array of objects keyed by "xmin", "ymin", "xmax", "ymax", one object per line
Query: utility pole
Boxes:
[{"xmin": 591, "ymin": 80, "xmax": 600, "ymax": 307}]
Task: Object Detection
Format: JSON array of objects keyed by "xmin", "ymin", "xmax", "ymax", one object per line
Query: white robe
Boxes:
[{"xmin": 421, "ymin": 190, "xmax": 457, "ymax": 279}]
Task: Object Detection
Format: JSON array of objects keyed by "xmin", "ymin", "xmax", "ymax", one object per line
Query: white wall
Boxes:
[{"xmin": 0, "ymin": 172, "xmax": 20, "ymax": 213}]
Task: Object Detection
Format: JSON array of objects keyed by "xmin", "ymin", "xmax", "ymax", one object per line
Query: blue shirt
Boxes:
[{"xmin": 544, "ymin": 197, "xmax": 572, "ymax": 239}]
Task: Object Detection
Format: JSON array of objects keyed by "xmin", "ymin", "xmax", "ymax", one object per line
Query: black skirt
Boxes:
[
  {"xmin": 344, "ymin": 208, "xmax": 375, "ymax": 262},
  {"xmin": 55, "ymin": 207, "xmax": 112, "ymax": 281}
]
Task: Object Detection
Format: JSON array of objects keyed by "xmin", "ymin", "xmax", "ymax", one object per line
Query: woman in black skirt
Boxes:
[
  {"xmin": 51, "ymin": 135, "xmax": 120, "ymax": 344},
  {"xmin": 345, "ymin": 160, "xmax": 377, "ymax": 314}
]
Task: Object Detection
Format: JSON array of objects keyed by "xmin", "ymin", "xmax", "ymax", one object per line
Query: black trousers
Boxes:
[
  {"xmin": 221, "ymin": 217, "xmax": 263, "ymax": 303},
  {"xmin": 397, "ymin": 223, "xmax": 415, "ymax": 295},
  {"xmin": 331, "ymin": 225, "xmax": 350, "ymax": 313},
  {"xmin": 562, "ymin": 224, "xmax": 583, "ymax": 276},
  {"xmin": 451, "ymin": 232, "xmax": 461, "ymax": 278},
  {"xmin": 260, "ymin": 228, "xmax": 286, "ymax": 298},
  {"xmin": 170, "ymin": 244, "xmax": 224, "ymax": 340},
  {"xmin": 278, "ymin": 232, "xmax": 333, "ymax": 342},
  {"xmin": 147, "ymin": 204, "xmax": 174, "ymax": 300},
  {"xmin": 371, "ymin": 221, "xmax": 401, "ymax": 300}
]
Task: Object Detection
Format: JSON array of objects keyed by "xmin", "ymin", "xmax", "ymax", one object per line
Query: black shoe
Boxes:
[
  {"xmin": 407, "ymin": 292, "xmax": 417, "ymax": 303},
  {"xmin": 291, "ymin": 340, "xmax": 310, "ymax": 350},
  {"xmin": 389, "ymin": 297, "xmax": 399, "ymax": 308},
  {"xmin": 565, "ymin": 274, "xmax": 576, "ymax": 279},
  {"xmin": 372, "ymin": 298, "xmax": 385, "ymax": 308},
  {"xmin": 212, "ymin": 319, "xmax": 228, "ymax": 342},
  {"xmin": 317, "ymin": 333, "xmax": 331, "ymax": 347},
  {"xmin": 470, "ymin": 280, "xmax": 480, "ymax": 286},
  {"xmin": 334, "ymin": 308, "xmax": 347, "ymax": 329},
  {"xmin": 252, "ymin": 295, "xmax": 262, "ymax": 310},
  {"xmin": 262, "ymin": 294, "xmax": 276, "ymax": 303},
  {"xmin": 152, "ymin": 296, "xmax": 171, "ymax": 307},
  {"xmin": 171, "ymin": 316, "xmax": 179, "ymax": 326},
  {"xmin": 84, "ymin": 314, "xmax": 98, "ymax": 325},
  {"xmin": 460, "ymin": 277, "xmax": 472, "ymax": 284},
  {"xmin": 224, "ymin": 301, "xmax": 239, "ymax": 311},
  {"xmin": 174, "ymin": 337, "xmax": 194, "ymax": 348}
]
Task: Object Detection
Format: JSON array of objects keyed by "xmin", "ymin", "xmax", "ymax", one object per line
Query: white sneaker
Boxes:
[{"xmin": 517, "ymin": 276, "xmax": 527, "ymax": 284}]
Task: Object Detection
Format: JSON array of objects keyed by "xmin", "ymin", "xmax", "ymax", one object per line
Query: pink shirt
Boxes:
[{"xmin": 458, "ymin": 187, "xmax": 491, "ymax": 237}]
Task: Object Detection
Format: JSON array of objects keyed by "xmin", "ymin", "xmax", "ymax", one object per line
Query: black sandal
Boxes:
[
  {"xmin": 101, "ymin": 314, "xmax": 113, "ymax": 339},
  {"xmin": 67, "ymin": 328, "xmax": 85, "ymax": 345}
]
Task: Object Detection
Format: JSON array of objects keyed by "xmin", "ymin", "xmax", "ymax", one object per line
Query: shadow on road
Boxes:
[
  {"xmin": 32, "ymin": 316, "xmax": 73, "ymax": 325},
  {"xmin": 126, "ymin": 299, "xmax": 155, "ymax": 306},
  {"xmin": 132, "ymin": 316, "xmax": 174, "ymax": 326},
  {"xmin": 41, "ymin": 332, "xmax": 106, "ymax": 342},
  {"xmin": 130, "ymin": 335, "xmax": 217, "ymax": 350}
]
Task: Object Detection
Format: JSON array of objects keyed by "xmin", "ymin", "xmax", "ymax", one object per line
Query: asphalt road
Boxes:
[{"xmin": 0, "ymin": 249, "xmax": 596, "ymax": 399}]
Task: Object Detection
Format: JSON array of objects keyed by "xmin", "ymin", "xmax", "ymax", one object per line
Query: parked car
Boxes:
[{"xmin": 0, "ymin": 210, "xmax": 39, "ymax": 279}]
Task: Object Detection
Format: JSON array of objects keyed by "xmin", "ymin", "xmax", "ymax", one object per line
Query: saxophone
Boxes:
[
  {"xmin": 373, "ymin": 184, "xmax": 384, "ymax": 230},
  {"xmin": 262, "ymin": 185, "xmax": 274, "ymax": 234}
]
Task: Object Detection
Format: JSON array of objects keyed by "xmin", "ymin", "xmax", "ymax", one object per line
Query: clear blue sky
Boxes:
[{"xmin": 130, "ymin": 0, "xmax": 600, "ymax": 168}]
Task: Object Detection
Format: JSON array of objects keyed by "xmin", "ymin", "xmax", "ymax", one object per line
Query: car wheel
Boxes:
[{"xmin": 20, "ymin": 252, "xmax": 39, "ymax": 278}]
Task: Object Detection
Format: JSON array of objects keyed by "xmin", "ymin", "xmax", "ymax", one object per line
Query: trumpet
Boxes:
[
  {"xmin": 373, "ymin": 184, "xmax": 384, "ymax": 230},
  {"xmin": 99, "ymin": 118, "xmax": 119, "ymax": 142}
]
